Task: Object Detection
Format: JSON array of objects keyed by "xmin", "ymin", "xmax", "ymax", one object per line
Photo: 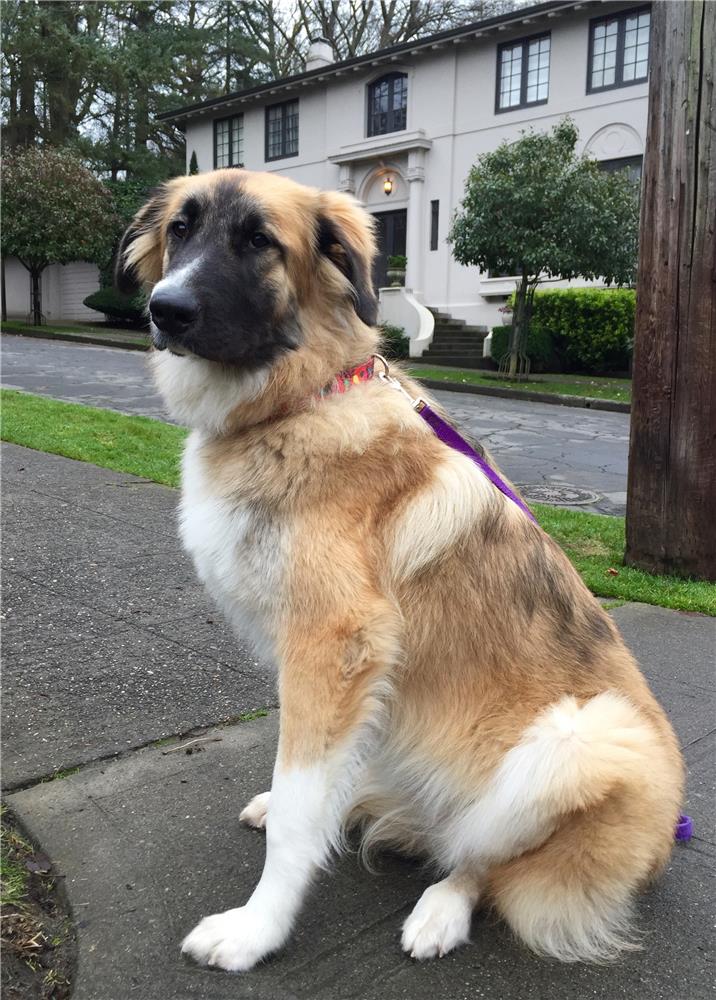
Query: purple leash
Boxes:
[
  {"xmin": 375, "ymin": 360, "xmax": 537, "ymax": 524},
  {"xmin": 675, "ymin": 815, "xmax": 693, "ymax": 841},
  {"xmin": 374, "ymin": 359, "xmax": 693, "ymax": 843},
  {"xmin": 418, "ymin": 402, "xmax": 538, "ymax": 524}
]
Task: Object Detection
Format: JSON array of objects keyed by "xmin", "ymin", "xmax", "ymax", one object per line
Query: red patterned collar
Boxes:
[{"xmin": 316, "ymin": 357, "xmax": 375, "ymax": 398}]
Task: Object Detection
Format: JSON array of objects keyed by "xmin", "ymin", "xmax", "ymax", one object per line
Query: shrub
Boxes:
[
  {"xmin": 498, "ymin": 287, "xmax": 635, "ymax": 373},
  {"xmin": 387, "ymin": 255, "xmax": 407, "ymax": 270},
  {"xmin": 379, "ymin": 323, "xmax": 409, "ymax": 359},
  {"xmin": 529, "ymin": 288, "xmax": 635, "ymax": 372},
  {"xmin": 490, "ymin": 323, "xmax": 561, "ymax": 373},
  {"xmin": 83, "ymin": 288, "xmax": 148, "ymax": 327}
]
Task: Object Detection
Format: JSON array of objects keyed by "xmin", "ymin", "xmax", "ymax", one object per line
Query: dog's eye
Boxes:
[
  {"xmin": 171, "ymin": 220, "xmax": 188, "ymax": 239},
  {"xmin": 249, "ymin": 232, "xmax": 270, "ymax": 249}
]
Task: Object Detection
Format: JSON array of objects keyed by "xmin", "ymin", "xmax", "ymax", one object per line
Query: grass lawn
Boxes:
[
  {"xmin": 1, "ymin": 389, "xmax": 184, "ymax": 487},
  {"xmin": 2, "ymin": 389, "xmax": 712, "ymax": 615},
  {"xmin": 409, "ymin": 366, "xmax": 632, "ymax": 404}
]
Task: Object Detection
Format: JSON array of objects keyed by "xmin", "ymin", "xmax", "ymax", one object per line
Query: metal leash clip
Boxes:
[{"xmin": 372, "ymin": 354, "xmax": 426, "ymax": 411}]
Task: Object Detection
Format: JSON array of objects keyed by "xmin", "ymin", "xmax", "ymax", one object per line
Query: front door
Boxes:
[{"xmin": 372, "ymin": 209, "xmax": 407, "ymax": 290}]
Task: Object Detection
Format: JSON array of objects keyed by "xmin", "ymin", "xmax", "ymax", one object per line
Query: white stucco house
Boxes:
[{"xmin": 159, "ymin": 0, "xmax": 650, "ymax": 356}]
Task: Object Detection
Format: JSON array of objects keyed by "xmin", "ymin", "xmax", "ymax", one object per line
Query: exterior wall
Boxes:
[
  {"xmin": 181, "ymin": 2, "xmax": 648, "ymax": 330},
  {"xmin": 2, "ymin": 257, "xmax": 103, "ymax": 323}
]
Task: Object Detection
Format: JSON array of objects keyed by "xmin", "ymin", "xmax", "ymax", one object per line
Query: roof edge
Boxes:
[{"xmin": 157, "ymin": 0, "xmax": 578, "ymax": 123}]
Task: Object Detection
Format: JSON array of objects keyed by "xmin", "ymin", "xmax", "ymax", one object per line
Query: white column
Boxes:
[{"xmin": 405, "ymin": 149, "xmax": 426, "ymax": 297}]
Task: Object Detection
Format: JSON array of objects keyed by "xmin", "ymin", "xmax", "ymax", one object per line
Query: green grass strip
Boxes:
[
  {"xmin": 409, "ymin": 366, "xmax": 632, "ymax": 403},
  {"xmin": 2, "ymin": 389, "xmax": 712, "ymax": 615},
  {"xmin": 534, "ymin": 503, "xmax": 714, "ymax": 615},
  {"xmin": 1, "ymin": 389, "xmax": 185, "ymax": 487}
]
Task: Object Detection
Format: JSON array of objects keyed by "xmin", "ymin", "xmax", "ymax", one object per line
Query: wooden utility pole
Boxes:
[{"xmin": 625, "ymin": 1, "xmax": 716, "ymax": 581}]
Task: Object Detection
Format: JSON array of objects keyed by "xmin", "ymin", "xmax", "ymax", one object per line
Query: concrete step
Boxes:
[
  {"xmin": 429, "ymin": 340, "xmax": 482, "ymax": 355},
  {"xmin": 431, "ymin": 320, "xmax": 468, "ymax": 330},
  {"xmin": 430, "ymin": 335, "xmax": 487, "ymax": 347},
  {"xmin": 426, "ymin": 339, "xmax": 487, "ymax": 350}
]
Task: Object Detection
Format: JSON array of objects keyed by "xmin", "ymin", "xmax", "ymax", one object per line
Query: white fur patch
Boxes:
[
  {"xmin": 402, "ymin": 878, "xmax": 476, "ymax": 959},
  {"xmin": 387, "ymin": 450, "xmax": 497, "ymax": 581},
  {"xmin": 182, "ymin": 764, "xmax": 332, "ymax": 971},
  {"xmin": 151, "ymin": 256, "xmax": 203, "ymax": 297},
  {"xmin": 151, "ymin": 351, "xmax": 269, "ymax": 434},
  {"xmin": 179, "ymin": 433, "xmax": 286, "ymax": 663},
  {"xmin": 441, "ymin": 691, "xmax": 654, "ymax": 873},
  {"xmin": 240, "ymin": 792, "xmax": 270, "ymax": 830}
]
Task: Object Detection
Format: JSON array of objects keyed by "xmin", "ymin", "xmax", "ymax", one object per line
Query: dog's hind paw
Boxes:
[
  {"xmin": 181, "ymin": 906, "xmax": 280, "ymax": 971},
  {"xmin": 402, "ymin": 881, "xmax": 473, "ymax": 960},
  {"xmin": 240, "ymin": 791, "xmax": 270, "ymax": 829}
]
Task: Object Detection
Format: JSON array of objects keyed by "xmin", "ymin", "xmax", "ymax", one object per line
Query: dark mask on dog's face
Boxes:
[
  {"xmin": 116, "ymin": 172, "xmax": 378, "ymax": 370},
  {"xmin": 118, "ymin": 179, "xmax": 301, "ymax": 368}
]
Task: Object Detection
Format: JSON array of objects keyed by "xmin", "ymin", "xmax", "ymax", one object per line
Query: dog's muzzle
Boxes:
[{"xmin": 149, "ymin": 287, "xmax": 199, "ymax": 350}]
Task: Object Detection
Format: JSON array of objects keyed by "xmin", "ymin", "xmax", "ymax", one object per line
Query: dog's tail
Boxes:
[{"xmin": 482, "ymin": 692, "xmax": 683, "ymax": 963}]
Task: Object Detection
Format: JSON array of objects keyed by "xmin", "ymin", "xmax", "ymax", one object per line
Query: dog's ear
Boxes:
[
  {"xmin": 316, "ymin": 191, "xmax": 378, "ymax": 327},
  {"xmin": 115, "ymin": 186, "xmax": 171, "ymax": 293}
]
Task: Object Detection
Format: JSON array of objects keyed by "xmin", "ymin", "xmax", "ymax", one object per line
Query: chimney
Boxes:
[{"xmin": 305, "ymin": 37, "xmax": 334, "ymax": 72}]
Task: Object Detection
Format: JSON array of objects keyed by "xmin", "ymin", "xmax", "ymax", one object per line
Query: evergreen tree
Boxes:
[
  {"xmin": 449, "ymin": 120, "xmax": 640, "ymax": 377},
  {"xmin": 1, "ymin": 148, "xmax": 118, "ymax": 324}
]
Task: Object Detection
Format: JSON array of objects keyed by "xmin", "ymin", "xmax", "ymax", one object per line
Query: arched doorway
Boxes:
[{"xmin": 358, "ymin": 165, "xmax": 407, "ymax": 289}]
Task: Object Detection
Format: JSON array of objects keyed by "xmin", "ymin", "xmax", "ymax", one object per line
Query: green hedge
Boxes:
[
  {"xmin": 379, "ymin": 323, "xmax": 410, "ymax": 360},
  {"xmin": 490, "ymin": 323, "xmax": 561, "ymax": 373},
  {"xmin": 83, "ymin": 288, "xmax": 148, "ymax": 327},
  {"xmin": 493, "ymin": 288, "xmax": 635, "ymax": 373}
]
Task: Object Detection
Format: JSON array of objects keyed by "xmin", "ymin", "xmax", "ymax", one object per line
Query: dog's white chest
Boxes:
[{"xmin": 179, "ymin": 438, "xmax": 283, "ymax": 663}]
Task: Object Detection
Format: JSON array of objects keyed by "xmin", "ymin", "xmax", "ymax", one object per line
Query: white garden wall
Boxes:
[{"xmin": 2, "ymin": 257, "xmax": 103, "ymax": 323}]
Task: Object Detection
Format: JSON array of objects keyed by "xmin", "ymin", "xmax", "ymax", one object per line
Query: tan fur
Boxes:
[{"xmin": 129, "ymin": 169, "xmax": 685, "ymax": 965}]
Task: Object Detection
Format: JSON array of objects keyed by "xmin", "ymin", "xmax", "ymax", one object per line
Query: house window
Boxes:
[
  {"xmin": 430, "ymin": 200, "xmax": 439, "ymax": 251},
  {"xmin": 599, "ymin": 155, "xmax": 643, "ymax": 184},
  {"xmin": 265, "ymin": 100, "xmax": 299, "ymax": 161},
  {"xmin": 214, "ymin": 115, "xmax": 243, "ymax": 168},
  {"xmin": 588, "ymin": 7, "xmax": 650, "ymax": 93},
  {"xmin": 368, "ymin": 73, "xmax": 407, "ymax": 137},
  {"xmin": 496, "ymin": 34, "xmax": 550, "ymax": 112}
]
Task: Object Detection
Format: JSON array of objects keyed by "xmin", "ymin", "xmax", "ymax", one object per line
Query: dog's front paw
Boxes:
[
  {"xmin": 240, "ymin": 791, "xmax": 270, "ymax": 829},
  {"xmin": 402, "ymin": 882, "xmax": 473, "ymax": 960},
  {"xmin": 181, "ymin": 907, "xmax": 280, "ymax": 971}
]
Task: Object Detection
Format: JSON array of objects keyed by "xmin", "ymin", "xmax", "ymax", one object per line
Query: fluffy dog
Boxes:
[{"xmin": 117, "ymin": 168, "xmax": 684, "ymax": 972}]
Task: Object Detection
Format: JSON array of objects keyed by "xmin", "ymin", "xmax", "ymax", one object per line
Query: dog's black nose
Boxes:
[{"xmin": 149, "ymin": 288, "xmax": 198, "ymax": 337}]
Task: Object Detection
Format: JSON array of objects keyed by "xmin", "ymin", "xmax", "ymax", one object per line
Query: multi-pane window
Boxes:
[
  {"xmin": 496, "ymin": 34, "xmax": 550, "ymax": 112},
  {"xmin": 588, "ymin": 7, "xmax": 650, "ymax": 92},
  {"xmin": 600, "ymin": 155, "xmax": 643, "ymax": 185},
  {"xmin": 265, "ymin": 100, "xmax": 299, "ymax": 161},
  {"xmin": 368, "ymin": 73, "xmax": 407, "ymax": 137},
  {"xmin": 214, "ymin": 115, "xmax": 243, "ymax": 168}
]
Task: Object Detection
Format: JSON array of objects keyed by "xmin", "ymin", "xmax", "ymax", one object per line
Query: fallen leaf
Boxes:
[
  {"xmin": 606, "ymin": 567, "xmax": 619, "ymax": 576},
  {"xmin": 25, "ymin": 854, "xmax": 52, "ymax": 874}
]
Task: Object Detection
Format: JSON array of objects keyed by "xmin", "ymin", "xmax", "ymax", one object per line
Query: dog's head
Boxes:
[{"xmin": 116, "ymin": 170, "xmax": 378, "ymax": 369}]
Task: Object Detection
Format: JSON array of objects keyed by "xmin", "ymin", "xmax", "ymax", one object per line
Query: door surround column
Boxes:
[{"xmin": 405, "ymin": 148, "xmax": 426, "ymax": 297}]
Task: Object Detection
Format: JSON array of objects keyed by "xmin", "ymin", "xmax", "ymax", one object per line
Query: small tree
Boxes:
[
  {"xmin": 188, "ymin": 150, "xmax": 199, "ymax": 175},
  {"xmin": 1, "ymin": 148, "xmax": 118, "ymax": 325},
  {"xmin": 449, "ymin": 119, "xmax": 640, "ymax": 377}
]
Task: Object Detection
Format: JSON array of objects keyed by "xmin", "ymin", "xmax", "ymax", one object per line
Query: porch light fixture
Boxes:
[{"xmin": 383, "ymin": 176, "xmax": 393, "ymax": 196}]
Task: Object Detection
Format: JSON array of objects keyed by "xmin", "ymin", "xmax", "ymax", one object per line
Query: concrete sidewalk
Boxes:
[
  {"xmin": 2, "ymin": 443, "xmax": 275, "ymax": 788},
  {"xmin": 2, "ymin": 443, "xmax": 715, "ymax": 1000}
]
